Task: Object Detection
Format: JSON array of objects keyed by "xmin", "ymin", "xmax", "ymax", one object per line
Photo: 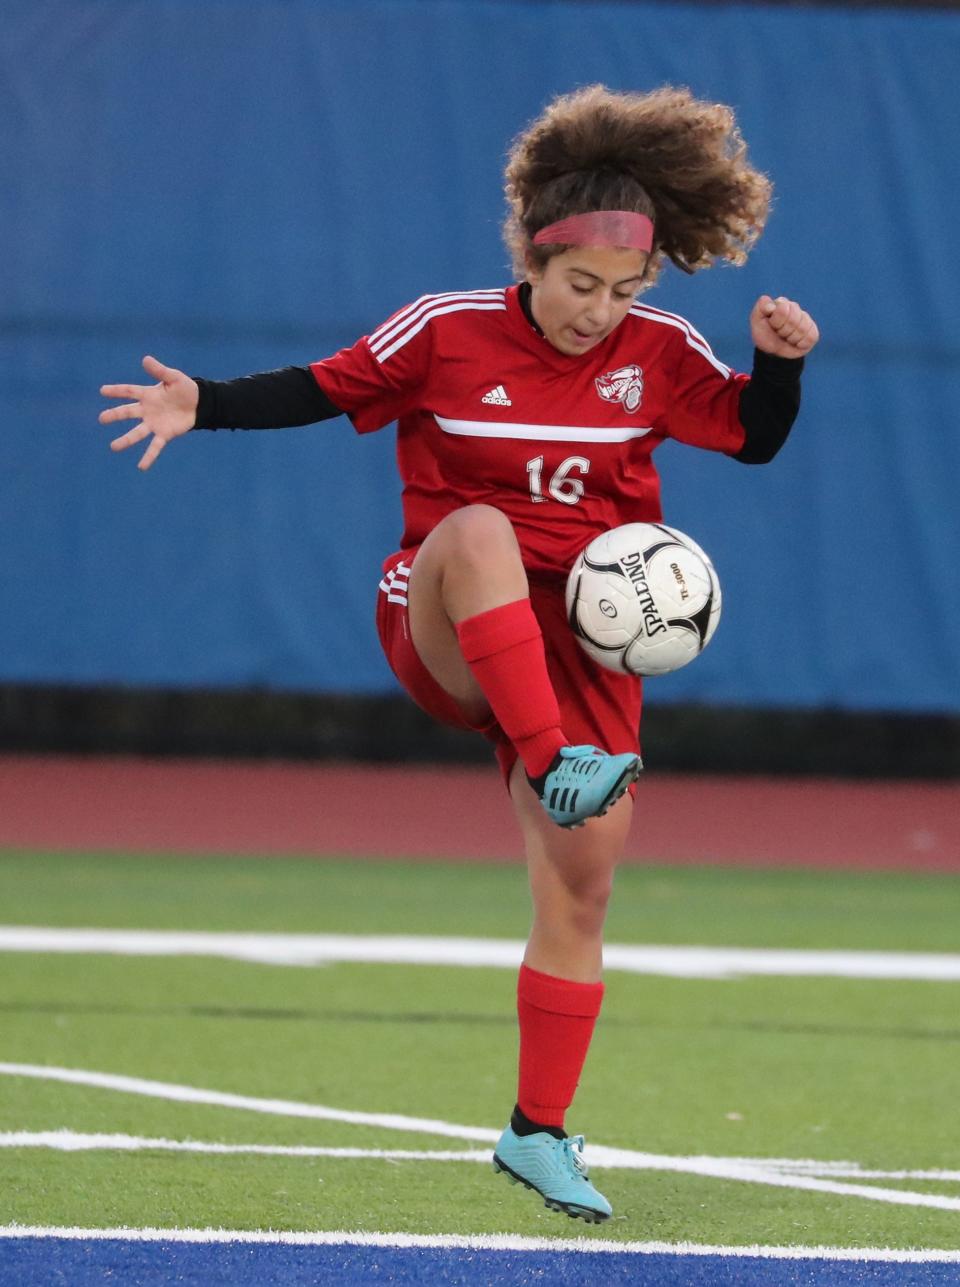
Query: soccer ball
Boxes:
[{"xmin": 566, "ymin": 523, "xmax": 722, "ymax": 676}]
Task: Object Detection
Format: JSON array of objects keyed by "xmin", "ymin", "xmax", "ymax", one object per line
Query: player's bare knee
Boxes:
[
  {"xmin": 436, "ymin": 505, "xmax": 519, "ymax": 570},
  {"xmin": 567, "ymin": 892, "xmax": 611, "ymax": 941},
  {"xmin": 564, "ymin": 871, "xmax": 614, "ymax": 933}
]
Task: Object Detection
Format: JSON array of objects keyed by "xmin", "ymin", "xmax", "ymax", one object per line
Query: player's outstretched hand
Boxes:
[
  {"xmin": 750, "ymin": 296, "xmax": 820, "ymax": 359},
  {"xmin": 99, "ymin": 355, "xmax": 199, "ymax": 471}
]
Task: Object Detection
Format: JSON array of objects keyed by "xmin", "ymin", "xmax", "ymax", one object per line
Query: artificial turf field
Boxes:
[{"xmin": 2, "ymin": 847, "xmax": 960, "ymax": 1285}]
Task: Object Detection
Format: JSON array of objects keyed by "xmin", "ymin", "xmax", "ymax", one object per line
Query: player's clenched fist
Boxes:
[
  {"xmin": 750, "ymin": 296, "xmax": 819, "ymax": 359},
  {"xmin": 99, "ymin": 355, "xmax": 199, "ymax": 471}
]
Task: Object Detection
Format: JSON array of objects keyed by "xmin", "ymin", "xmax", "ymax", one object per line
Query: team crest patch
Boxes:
[{"xmin": 595, "ymin": 364, "xmax": 644, "ymax": 414}]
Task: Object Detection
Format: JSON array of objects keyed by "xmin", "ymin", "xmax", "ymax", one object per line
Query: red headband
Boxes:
[{"xmin": 532, "ymin": 210, "xmax": 654, "ymax": 251}]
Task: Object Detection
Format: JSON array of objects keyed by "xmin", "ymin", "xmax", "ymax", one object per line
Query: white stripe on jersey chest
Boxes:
[{"xmin": 434, "ymin": 415, "xmax": 654, "ymax": 443}]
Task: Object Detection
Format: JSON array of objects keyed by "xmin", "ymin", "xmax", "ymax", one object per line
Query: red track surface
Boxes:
[{"xmin": 0, "ymin": 754, "xmax": 957, "ymax": 870}]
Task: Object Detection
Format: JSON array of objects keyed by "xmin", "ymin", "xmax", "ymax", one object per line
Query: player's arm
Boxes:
[
  {"xmin": 735, "ymin": 350, "xmax": 804, "ymax": 464},
  {"xmin": 103, "ymin": 301, "xmax": 431, "ymax": 469},
  {"xmin": 735, "ymin": 295, "xmax": 819, "ymax": 465},
  {"xmin": 193, "ymin": 367, "xmax": 342, "ymax": 430},
  {"xmin": 100, "ymin": 356, "xmax": 343, "ymax": 472}
]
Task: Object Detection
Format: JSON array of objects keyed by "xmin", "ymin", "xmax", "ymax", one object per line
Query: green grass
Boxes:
[
  {"xmin": 3, "ymin": 849, "xmax": 960, "ymax": 949},
  {"xmin": 2, "ymin": 849, "xmax": 960, "ymax": 1247}
]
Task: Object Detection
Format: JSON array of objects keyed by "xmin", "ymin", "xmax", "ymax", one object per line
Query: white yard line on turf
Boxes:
[
  {"xmin": 2, "ymin": 1065, "xmax": 959, "ymax": 1213},
  {"xmin": 6, "ymin": 1131, "xmax": 960, "ymax": 1185},
  {"xmin": 0, "ymin": 1131, "xmax": 490, "ymax": 1162},
  {"xmin": 0, "ymin": 1063, "xmax": 499, "ymax": 1142},
  {"xmin": 3, "ymin": 927, "xmax": 960, "ymax": 980},
  {"xmin": 1, "ymin": 1225, "xmax": 960, "ymax": 1263}
]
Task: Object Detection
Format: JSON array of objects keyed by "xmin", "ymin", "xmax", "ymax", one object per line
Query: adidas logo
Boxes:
[{"xmin": 481, "ymin": 384, "xmax": 512, "ymax": 406}]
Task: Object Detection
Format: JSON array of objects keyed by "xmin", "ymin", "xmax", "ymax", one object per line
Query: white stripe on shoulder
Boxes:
[
  {"xmin": 369, "ymin": 290, "xmax": 506, "ymax": 354},
  {"xmin": 629, "ymin": 303, "xmax": 731, "ymax": 378},
  {"xmin": 374, "ymin": 298, "xmax": 507, "ymax": 365},
  {"xmin": 368, "ymin": 295, "xmax": 433, "ymax": 347},
  {"xmin": 631, "ymin": 301, "xmax": 714, "ymax": 347}
]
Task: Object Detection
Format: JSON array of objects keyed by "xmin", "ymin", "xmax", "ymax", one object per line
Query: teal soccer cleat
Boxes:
[
  {"xmin": 492, "ymin": 1125, "xmax": 612, "ymax": 1223},
  {"xmin": 530, "ymin": 745, "xmax": 641, "ymax": 828}
]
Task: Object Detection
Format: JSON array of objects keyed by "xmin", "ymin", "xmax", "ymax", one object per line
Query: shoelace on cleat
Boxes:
[
  {"xmin": 560, "ymin": 1135, "xmax": 589, "ymax": 1179},
  {"xmin": 549, "ymin": 754, "xmax": 605, "ymax": 805}
]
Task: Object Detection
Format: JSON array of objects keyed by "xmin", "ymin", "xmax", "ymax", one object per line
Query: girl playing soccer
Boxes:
[{"xmin": 101, "ymin": 84, "xmax": 819, "ymax": 1223}]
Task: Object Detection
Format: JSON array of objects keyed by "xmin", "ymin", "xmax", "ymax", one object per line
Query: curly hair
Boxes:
[{"xmin": 503, "ymin": 84, "xmax": 772, "ymax": 287}]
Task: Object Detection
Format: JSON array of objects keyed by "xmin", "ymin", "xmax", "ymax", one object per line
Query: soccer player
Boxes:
[{"xmin": 100, "ymin": 85, "xmax": 819, "ymax": 1223}]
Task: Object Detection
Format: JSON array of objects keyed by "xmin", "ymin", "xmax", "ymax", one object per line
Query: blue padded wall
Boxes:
[{"xmin": 1, "ymin": 1, "xmax": 958, "ymax": 711}]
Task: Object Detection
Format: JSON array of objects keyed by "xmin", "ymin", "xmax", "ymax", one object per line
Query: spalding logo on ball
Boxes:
[{"xmin": 566, "ymin": 523, "xmax": 722, "ymax": 676}]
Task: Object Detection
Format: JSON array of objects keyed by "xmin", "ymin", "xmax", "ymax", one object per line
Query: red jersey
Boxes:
[{"xmin": 312, "ymin": 284, "xmax": 748, "ymax": 579}]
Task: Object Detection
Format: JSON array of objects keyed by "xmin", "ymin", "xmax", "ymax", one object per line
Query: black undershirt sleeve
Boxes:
[
  {"xmin": 735, "ymin": 349, "xmax": 804, "ymax": 464},
  {"xmin": 192, "ymin": 366, "xmax": 342, "ymax": 430}
]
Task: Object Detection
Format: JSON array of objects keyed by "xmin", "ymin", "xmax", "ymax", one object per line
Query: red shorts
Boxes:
[{"xmin": 376, "ymin": 548, "xmax": 643, "ymax": 784}]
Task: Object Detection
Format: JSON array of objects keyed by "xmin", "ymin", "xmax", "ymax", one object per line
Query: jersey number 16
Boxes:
[{"xmin": 526, "ymin": 455, "xmax": 590, "ymax": 506}]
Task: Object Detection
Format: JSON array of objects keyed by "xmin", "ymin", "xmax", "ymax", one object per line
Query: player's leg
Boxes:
[
  {"xmin": 513, "ymin": 761, "xmax": 632, "ymax": 984},
  {"xmin": 405, "ymin": 503, "xmax": 528, "ymax": 724},
  {"xmin": 492, "ymin": 759, "xmax": 631, "ymax": 1222},
  {"xmin": 406, "ymin": 505, "xmax": 639, "ymax": 822}
]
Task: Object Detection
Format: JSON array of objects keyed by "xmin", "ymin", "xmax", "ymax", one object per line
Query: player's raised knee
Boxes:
[{"xmin": 436, "ymin": 504, "xmax": 520, "ymax": 566}]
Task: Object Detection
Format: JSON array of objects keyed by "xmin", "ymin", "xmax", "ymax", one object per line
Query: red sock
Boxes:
[
  {"xmin": 454, "ymin": 599, "xmax": 565, "ymax": 778},
  {"xmin": 516, "ymin": 963, "xmax": 604, "ymax": 1129}
]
